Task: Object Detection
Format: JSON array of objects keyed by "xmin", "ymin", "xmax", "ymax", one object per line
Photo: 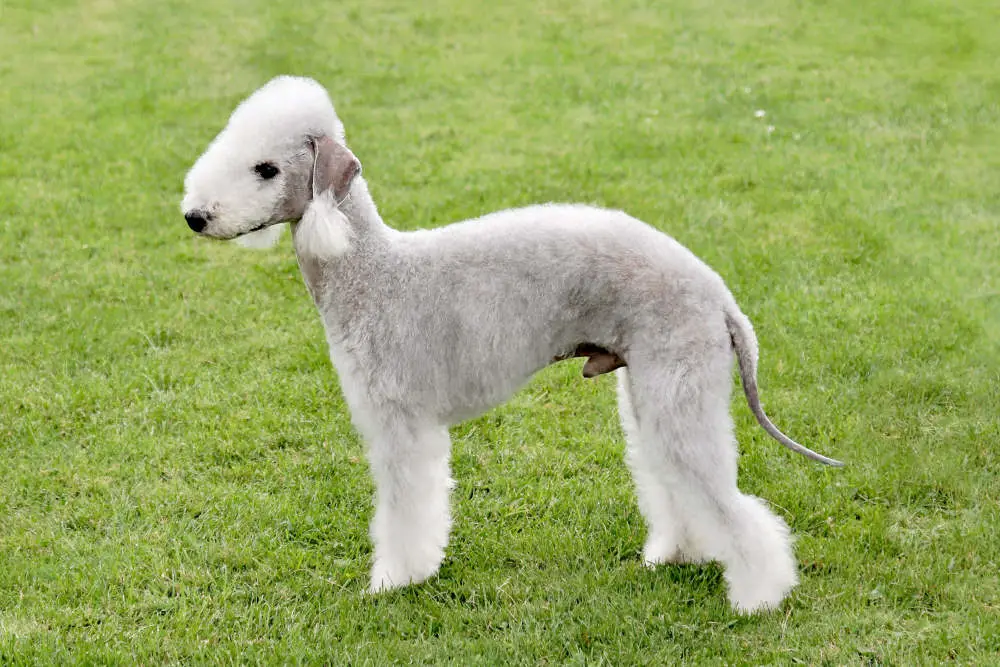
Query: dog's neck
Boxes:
[
  {"xmin": 292, "ymin": 176, "xmax": 394, "ymax": 319},
  {"xmin": 336, "ymin": 177, "xmax": 395, "ymax": 244}
]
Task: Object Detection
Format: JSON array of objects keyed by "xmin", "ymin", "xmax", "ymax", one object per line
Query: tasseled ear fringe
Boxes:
[
  {"xmin": 234, "ymin": 224, "xmax": 286, "ymax": 249},
  {"xmin": 295, "ymin": 191, "xmax": 353, "ymax": 259}
]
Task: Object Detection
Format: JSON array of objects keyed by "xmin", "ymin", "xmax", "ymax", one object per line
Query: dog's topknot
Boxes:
[{"xmin": 225, "ymin": 76, "xmax": 346, "ymax": 148}]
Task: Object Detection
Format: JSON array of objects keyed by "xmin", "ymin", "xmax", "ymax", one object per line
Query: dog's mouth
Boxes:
[{"xmin": 225, "ymin": 223, "xmax": 268, "ymax": 239}]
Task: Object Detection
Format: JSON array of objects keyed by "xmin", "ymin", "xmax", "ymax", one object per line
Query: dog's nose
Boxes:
[{"xmin": 185, "ymin": 211, "xmax": 208, "ymax": 233}]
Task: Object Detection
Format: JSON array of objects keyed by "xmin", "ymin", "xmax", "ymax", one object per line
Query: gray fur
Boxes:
[{"xmin": 181, "ymin": 76, "xmax": 840, "ymax": 613}]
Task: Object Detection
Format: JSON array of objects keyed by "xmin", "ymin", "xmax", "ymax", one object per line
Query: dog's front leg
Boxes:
[{"xmin": 365, "ymin": 419, "xmax": 453, "ymax": 593}]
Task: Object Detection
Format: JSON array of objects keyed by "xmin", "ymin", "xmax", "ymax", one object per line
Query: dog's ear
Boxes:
[{"xmin": 309, "ymin": 135, "xmax": 361, "ymax": 202}]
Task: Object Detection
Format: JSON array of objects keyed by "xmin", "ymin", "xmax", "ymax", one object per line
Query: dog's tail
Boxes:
[{"xmin": 724, "ymin": 307, "xmax": 844, "ymax": 467}]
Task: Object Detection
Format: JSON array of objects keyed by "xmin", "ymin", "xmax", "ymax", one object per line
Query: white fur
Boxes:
[
  {"xmin": 235, "ymin": 225, "xmax": 285, "ymax": 249},
  {"xmin": 296, "ymin": 193, "xmax": 353, "ymax": 258},
  {"xmin": 180, "ymin": 76, "xmax": 836, "ymax": 614}
]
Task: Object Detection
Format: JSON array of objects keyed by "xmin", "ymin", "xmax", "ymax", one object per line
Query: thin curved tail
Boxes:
[{"xmin": 724, "ymin": 309, "xmax": 844, "ymax": 467}]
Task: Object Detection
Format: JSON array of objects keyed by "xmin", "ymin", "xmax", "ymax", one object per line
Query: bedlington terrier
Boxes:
[{"xmin": 181, "ymin": 76, "xmax": 841, "ymax": 614}]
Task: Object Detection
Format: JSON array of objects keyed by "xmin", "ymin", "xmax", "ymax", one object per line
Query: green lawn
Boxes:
[{"xmin": 2, "ymin": 0, "xmax": 999, "ymax": 663}]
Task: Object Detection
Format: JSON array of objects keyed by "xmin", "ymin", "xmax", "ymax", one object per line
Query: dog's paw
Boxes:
[
  {"xmin": 725, "ymin": 555, "xmax": 798, "ymax": 615},
  {"xmin": 728, "ymin": 578, "xmax": 796, "ymax": 615},
  {"xmin": 642, "ymin": 536, "xmax": 704, "ymax": 567},
  {"xmin": 368, "ymin": 569, "xmax": 401, "ymax": 594},
  {"xmin": 368, "ymin": 556, "xmax": 439, "ymax": 594}
]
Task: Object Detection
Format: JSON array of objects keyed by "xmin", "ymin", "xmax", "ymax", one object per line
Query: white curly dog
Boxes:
[{"xmin": 181, "ymin": 76, "xmax": 841, "ymax": 614}]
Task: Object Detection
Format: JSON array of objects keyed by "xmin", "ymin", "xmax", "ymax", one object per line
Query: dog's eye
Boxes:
[{"xmin": 254, "ymin": 162, "xmax": 280, "ymax": 180}]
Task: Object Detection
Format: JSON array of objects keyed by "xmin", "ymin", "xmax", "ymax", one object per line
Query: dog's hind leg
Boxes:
[
  {"xmin": 626, "ymin": 343, "xmax": 798, "ymax": 614},
  {"xmin": 617, "ymin": 369, "xmax": 698, "ymax": 566},
  {"xmin": 364, "ymin": 416, "xmax": 453, "ymax": 592}
]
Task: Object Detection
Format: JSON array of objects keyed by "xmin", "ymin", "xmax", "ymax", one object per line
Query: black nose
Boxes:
[{"xmin": 185, "ymin": 211, "xmax": 208, "ymax": 233}]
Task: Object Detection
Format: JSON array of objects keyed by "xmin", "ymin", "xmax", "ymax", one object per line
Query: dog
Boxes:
[{"xmin": 181, "ymin": 76, "xmax": 841, "ymax": 613}]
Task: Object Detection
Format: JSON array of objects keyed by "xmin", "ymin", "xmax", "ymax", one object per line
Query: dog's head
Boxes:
[{"xmin": 181, "ymin": 76, "xmax": 361, "ymax": 245}]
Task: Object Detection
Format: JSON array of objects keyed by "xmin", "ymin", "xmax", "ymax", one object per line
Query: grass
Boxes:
[{"xmin": 2, "ymin": 0, "xmax": 999, "ymax": 662}]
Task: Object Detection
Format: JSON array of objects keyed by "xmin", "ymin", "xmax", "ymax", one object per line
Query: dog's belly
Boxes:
[
  {"xmin": 435, "ymin": 343, "xmax": 625, "ymax": 425},
  {"xmin": 437, "ymin": 371, "xmax": 536, "ymax": 424}
]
